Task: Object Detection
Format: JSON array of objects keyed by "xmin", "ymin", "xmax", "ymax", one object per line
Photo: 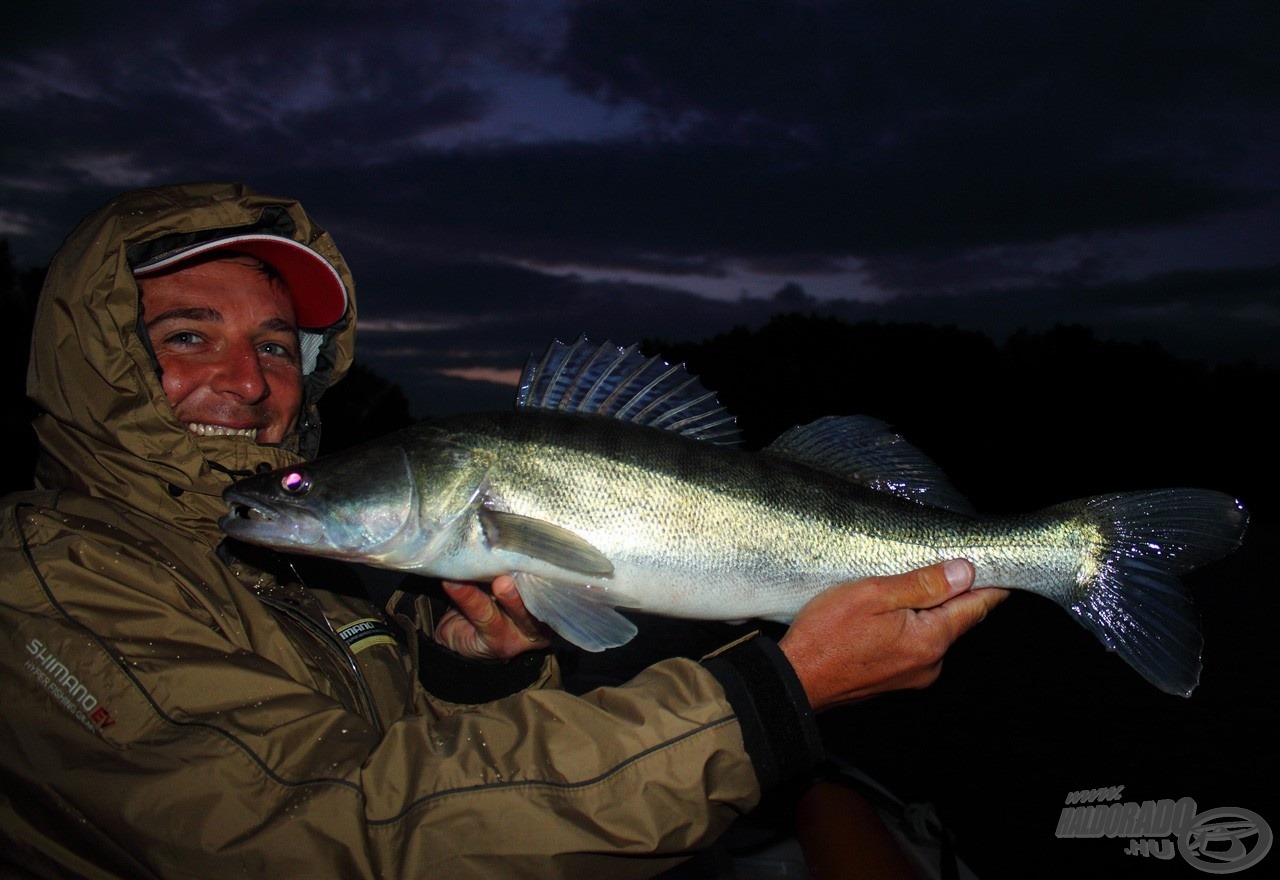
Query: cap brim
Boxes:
[{"xmin": 132, "ymin": 233, "xmax": 348, "ymax": 329}]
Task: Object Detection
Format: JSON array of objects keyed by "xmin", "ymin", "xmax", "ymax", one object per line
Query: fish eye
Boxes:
[{"xmin": 281, "ymin": 470, "xmax": 312, "ymax": 495}]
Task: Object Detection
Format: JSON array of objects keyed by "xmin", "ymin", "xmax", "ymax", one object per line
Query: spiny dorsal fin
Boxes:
[
  {"xmin": 766, "ymin": 415, "xmax": 976, "ymax": 514},
  {"xmin": 516, "ymin": 336, "xmax": 741, "ymax": 445}
]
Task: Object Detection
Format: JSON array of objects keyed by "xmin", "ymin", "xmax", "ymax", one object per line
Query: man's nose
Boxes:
[{"xmin": 213, "ymin": 349, "xmax": 269, "ymax": 402}]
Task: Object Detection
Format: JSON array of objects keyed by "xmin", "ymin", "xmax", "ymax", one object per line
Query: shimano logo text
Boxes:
[{"xmin": 25, "ymin": 638, "xmax": 115, "ymax": 732}]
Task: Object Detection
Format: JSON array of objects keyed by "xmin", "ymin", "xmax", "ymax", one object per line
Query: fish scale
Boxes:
[{"xmin": 221, "ymin": 337, "xmax": 1247, "ymax": 697}]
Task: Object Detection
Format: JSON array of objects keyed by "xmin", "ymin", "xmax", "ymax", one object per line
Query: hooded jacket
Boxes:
[{"xmin": 0, "ymin": 183, "xmax": 820, "ymax": 879}]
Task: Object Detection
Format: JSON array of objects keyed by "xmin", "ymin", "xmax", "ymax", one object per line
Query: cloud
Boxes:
[
  {"xmin": 2, "ymin": 0, "xmax": 1276, "ymax": 417},
  {"xmin": 8, "ymin": 0, "xmax": 1273, "ymax": 268},
  {"xmin": 342, "ymin": 253, "xmax": 1280, "ymax": 417},
  {"xmin": 0, "ymin": 208, "xmax": 34, "ymax": 236},
  {"xmin": 550, "ymin": 0, "xmax": 1277, "ymax": 243}
]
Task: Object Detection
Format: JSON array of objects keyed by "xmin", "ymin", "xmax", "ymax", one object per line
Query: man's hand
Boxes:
[
  {"xmin": 779, "ymin": 560, "xmax": 1007, "ymax": 711},
  {"xmin": 434, "ymin": 576, "xmax": 552, "ymax": 660}
]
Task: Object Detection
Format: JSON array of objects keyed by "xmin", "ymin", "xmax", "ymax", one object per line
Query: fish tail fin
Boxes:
[{"xmin": 1062, "ymin": 489, "xmax": 1247, "ymax": 697}]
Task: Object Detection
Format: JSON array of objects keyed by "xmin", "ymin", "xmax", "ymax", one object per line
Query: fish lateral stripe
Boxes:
[{"xmin": 219, "ymin": 338, "xmax": 1250, "ymax": 697}]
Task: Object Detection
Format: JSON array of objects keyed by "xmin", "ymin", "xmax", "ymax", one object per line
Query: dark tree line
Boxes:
[
  {"xmin": 647, "ymin": 313, "xmax": 1275, "ymax": 522},
  {"xmin": 1, "ymin": 242, "xmax": 43, "ymax": 497},
  {"xmin": 4, "ymin": 240, "xmax": 1274, "ymax": 523}
]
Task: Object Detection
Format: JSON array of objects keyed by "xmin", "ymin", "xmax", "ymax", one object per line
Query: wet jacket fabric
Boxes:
[{"xmin": 0, "ymin": 183, "xmax": 822, "ymax": 878}]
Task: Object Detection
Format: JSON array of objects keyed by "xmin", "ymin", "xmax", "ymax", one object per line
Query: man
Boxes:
[{"xmin": 0, "ymin": 182, "xmax": 1005, "ymax": 878}]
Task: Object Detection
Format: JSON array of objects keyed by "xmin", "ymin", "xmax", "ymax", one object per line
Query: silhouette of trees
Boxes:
[
  {"xmin": 648, "ymin": 312, "xmax": 1275, "ymax": 520},
  {"xmin": 0, "ymin": 242, "xmax": 42, "ymax": 496},
  {"xmin": 316, "ymin": 362, "xmax": 415, "ymax": 455},
  {"xmin": 4, "ymin": 238, "xmax": 1273, "ymax": 522}
]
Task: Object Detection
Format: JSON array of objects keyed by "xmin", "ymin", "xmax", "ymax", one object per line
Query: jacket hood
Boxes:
[{"xmin": 27, "ymin": 182, "xmax": 358, "ymax": 545}]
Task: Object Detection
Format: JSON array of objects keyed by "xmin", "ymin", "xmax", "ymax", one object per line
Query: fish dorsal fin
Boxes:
[
  {"xmin": 479, "ymin": 509, "xmax": 615, "ymax": 577},
  {"xmin": 765, "ymin": 415, "xmax": 977, "ymax": 515},
  {"xmin": 517, "ymin": 336, "xmax": 742, "ymax": 445},
  {"xmin": 513, "ymin": 572, "xmax": 640, "ymax": 652}
]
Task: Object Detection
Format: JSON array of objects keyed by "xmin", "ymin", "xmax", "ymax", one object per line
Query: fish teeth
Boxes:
[{"xmin": 187, "ymin": 423, "xmax": 256, "ymax": 438}]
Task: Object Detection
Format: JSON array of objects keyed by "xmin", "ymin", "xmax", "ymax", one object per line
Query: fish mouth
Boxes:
[{"xmin": 219, "ymin": 490, "xmax": 324, "ymax": 547}]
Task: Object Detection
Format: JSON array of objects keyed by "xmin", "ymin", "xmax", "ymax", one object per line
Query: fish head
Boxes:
[{"xmin": 220, "ymin": 440, "xmax": 419, "ymax": 562}]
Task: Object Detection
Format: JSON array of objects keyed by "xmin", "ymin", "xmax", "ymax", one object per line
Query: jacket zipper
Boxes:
[{"xmin": 257, "ymin": 594, "xmax": 385, "ymax": 736}]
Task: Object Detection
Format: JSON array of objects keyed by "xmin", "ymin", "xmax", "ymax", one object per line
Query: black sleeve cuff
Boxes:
[
  {"xmin": 395, "ymin": 584, "xmax": 550, "ymax": 704},
  {"xmin": 701, "ymin": 634, "xmax": 825, "ymax": 791},
  {"xmin": 417, "ymin": 633, "xmax": 550, "ymax": 703}
]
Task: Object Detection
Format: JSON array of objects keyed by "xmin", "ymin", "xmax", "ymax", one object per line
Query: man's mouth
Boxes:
[{"xmin": 188, "ymin": 423, "xmax": 257, "ymax": 439}]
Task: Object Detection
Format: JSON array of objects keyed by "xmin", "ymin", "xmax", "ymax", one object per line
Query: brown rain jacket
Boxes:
[{"xmin": 0, "ymin": 183, "xmax": 821, "ymax": 878}]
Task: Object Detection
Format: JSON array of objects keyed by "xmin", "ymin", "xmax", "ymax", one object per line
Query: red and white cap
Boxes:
[{"xmin": 132, "ymin": 233, "xmax": 348, "ymax": 329}]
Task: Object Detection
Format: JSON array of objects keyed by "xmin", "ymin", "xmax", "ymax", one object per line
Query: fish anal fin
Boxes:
[
  {"xmin": 479, "ymin": 508, "xmax": 614, "ymax": 577},
  {"xmin": 513, "ymin": 572, "xmax": 639, "ymax": 652}
]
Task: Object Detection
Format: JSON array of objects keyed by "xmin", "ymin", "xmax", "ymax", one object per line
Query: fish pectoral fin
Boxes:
[
  {"xmin": 513, "ymin": 572, "xmax": 638, "ymax": 652},
  {"xmin": 479, "ymin": 509, "xmax": 615, "ymax": 577}
]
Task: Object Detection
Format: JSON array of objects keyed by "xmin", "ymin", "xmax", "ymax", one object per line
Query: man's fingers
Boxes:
[
  {"xmin": 948, "ymin": 586, "xmax": 1009, "ymax": 633},
  {"xmin": 491, "ymin": 575, "xmax": 522, "ymax": 611},
  {"xmin": 918, "ymin": 585, "xmax": 1010, "ymax": 646},
  {"xmin": 874, "ymin": 558, "xmax": 975, "ymax": 611},
  {"xmin": 492, "ymin": 576, "xmax": 550, "ymax": 643},
  {"xmin": 441, "ymin": 581, "xmax": 499, "ymax": 628},
  {"xmin": 443, "ymin": 577, "xmax": 550, "ymax": 651}
]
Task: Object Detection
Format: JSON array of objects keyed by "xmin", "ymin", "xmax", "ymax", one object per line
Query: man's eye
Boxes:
[
  {"xmin": 164, "ymin": 331, "xmax": 203, "ymax": 346},
  {"xmin": 261, "ymin": 341, "xmax": 298, "ymax": 361}
]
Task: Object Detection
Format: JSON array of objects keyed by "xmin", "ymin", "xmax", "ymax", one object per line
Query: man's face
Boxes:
[{"xmin": 137, "ymin": 255, "xmax": 304, "ymax": 445}]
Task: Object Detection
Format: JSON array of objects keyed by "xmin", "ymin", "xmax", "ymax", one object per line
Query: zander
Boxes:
[{"xmin": 221, "ymin": 337, "xmax": 1248, "ymax": 697}]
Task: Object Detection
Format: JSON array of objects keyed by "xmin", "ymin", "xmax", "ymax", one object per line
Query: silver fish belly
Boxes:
[{"xmin": 221, "ymin": 338, "xmax": 1247, "ymax": 697}]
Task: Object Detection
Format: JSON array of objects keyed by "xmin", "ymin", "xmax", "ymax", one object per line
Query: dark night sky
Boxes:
[{"xmin": 3, "ymin": 0, "xmax": 1278, "ymax": 417}]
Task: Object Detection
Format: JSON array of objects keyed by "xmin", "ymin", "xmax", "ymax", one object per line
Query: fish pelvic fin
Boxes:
[
  {"xmin": 479, "ymin": 508, "xmax": 615, "ymax": 577},
  {"xmin": 516, "ymin": 336, "xmax": 742, "ymax": 445},
  {"xmin": 513, "ymin": 572, "xmax": 639, "ymax": 652},
  {"xmin": 1065, "ymin": 489, "xmax": 1248, "ymax": 698}
]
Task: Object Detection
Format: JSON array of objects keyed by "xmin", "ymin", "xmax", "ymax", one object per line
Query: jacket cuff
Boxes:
[
  {"xmin": 416, "ymin": 633, "xmax": 551, "ymax": 704},
  {"xmin": 701, "ymin": 633, "xmax": 824, "ymax": 791}
]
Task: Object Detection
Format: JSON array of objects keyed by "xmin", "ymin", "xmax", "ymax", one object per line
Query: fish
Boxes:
[{"xmin": 220, "ymin": 336, "xmax": 1248, "ymax": 697}]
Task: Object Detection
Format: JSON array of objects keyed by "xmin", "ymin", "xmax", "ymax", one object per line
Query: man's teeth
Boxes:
[{"xmin": 188, "ymin": 423, "xmax": 256, "ymax": 438}]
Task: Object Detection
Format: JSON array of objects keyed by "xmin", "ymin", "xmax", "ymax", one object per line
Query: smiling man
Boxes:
[
  {"xmin": 0, "ymin": 182, "xmax": 1003, "ymax": 879},
  {"xmin": 138, "ymin": 253, "xmax": 306, "ymax": 445}
]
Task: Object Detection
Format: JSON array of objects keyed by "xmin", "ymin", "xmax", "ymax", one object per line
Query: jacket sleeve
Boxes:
[
  {"xmin": 701, "ymin": 632, "xmax": 825, "ymax": 791},
  {"xmin": 0, "ymin": 510, "xmax": 822, "ymax": 880}
]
